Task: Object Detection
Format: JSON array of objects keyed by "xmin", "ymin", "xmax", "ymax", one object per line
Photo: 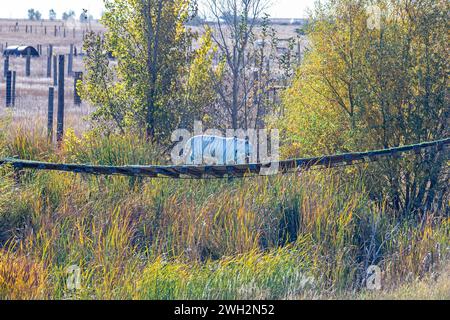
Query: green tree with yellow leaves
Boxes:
[
  {"xmin": 276, "ymin": 0, "xmax": 448, "ymax": 215},
  {"xmin": 81, "ymin": 0, "xmax": 215, "ymax": 141}
]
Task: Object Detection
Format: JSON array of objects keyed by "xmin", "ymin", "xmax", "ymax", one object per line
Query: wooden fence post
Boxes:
[
  {"xmin": 25, "ymin": 48, "xmax": 31, "ymax": 76},
  {"xmin": 53, "ymin": 55, "xmax": 57, "ymax": 86},
  {"xmin": 48, "ymin": 87, "xmax": 54, "ymax": 140},
  {"xmin": 6, "ymin": 71, "xmax": 12, "ymax": 107},
  {"xmin": 12, "ymin": 71, "xmax": 16, "ymax": 106},
  {"xmin": 56, "ymin": 55, "xmax": 65, "ymax": 144},
  {"xmin": 3, "ymin": 55, "xmax": 9, "ymax": 78},
  {"xmin": 74, "ymin": 72, "xmax": 83, "ymax": 105},
  {"xmin": 47, "ymin": 45, "xmax": 53, "ymax": 77},
  {"xmin": 68, "ymin": 44, "xmax": 74, "ymax": 76}
]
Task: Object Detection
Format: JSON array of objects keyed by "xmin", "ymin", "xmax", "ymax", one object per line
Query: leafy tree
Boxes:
[
  {"xmin": 204, "ymin": 2, "xmax": 296, "ymax": 131},
  {"xmin": 27, "ymin": 9, "xmax": 42, "ymax": 20},
  {"xmin": 80, "ymin": 33, "xmax": 127, "ymax": 134},
  {"xmin": 81, "ymin": 0, "xmax": 214, "ymax": 141},
  {"xmin": 80, "ymin": 9, "xmax": 93, "ymax": 23},
  {"xmin": 183, "ymin": 27, "xmax": 223, "ymax": 128},
  {"xmin": 49, "ymin": 9, "xmax": 57, "ymax": 21},
  {"xmin": 27, "ymin": 9, "xmax": 35, "ymax": 20},
  {"xmin": 277, "ymin": 0, "xmax": 449, "ymax": 214},
  {"xmin": 35, "ymin": 10, "xmax": 42, "ymax": 20},
  {"xmin": 62, "ymin": 10, "xmax": 76, "ymax": 21}
]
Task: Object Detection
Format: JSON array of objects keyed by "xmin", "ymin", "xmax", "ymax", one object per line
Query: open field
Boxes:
[{"xmin": 0, "ymin": 19, "xmax": 102, "ymax": 136}]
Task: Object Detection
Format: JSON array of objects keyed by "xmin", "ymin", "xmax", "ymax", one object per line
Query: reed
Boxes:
[{"xmin": 0, "ymin": 124, "xmax": 448, "ymax": 299}]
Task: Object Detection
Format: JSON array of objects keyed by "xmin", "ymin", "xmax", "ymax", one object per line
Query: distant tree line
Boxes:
[
  {"xmin": 27, "ymin": 9, "xmax": 42, "ymax": 21},
  {"xmin": 26, "ymin": 8, "xmax": 94, "ymax": 22}
]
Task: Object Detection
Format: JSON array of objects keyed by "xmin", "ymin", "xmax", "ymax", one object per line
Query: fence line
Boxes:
[{"xmin": 0, "ymin": 138, "xmax": 448, "ymax": 179}]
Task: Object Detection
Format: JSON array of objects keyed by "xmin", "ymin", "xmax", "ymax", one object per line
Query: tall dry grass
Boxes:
[{"xmin": 0, "ymin": 123, "xmax": 448, "ymax": 299}]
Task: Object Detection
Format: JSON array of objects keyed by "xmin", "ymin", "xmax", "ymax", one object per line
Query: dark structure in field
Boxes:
[{"xmin": 3, "ymin": 45, "xmax": 39, "ymax": 57}]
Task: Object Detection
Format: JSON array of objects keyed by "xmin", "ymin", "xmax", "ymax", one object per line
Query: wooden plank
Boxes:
[{"xmin": 1, "ymin": 138, "xmax": 448, "ymax": 179}]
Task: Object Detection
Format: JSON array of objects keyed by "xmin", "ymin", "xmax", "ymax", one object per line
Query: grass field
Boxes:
[
  {"xmin": 0, "ymin": 19, "xmax": 100, "ymax": 136},
  {"xmin": 0, "ymin": 19, "xmax": 448, "ymax": 300},
  {"xmin": 0, "ymin": 126, "xmax": 448, "ymax": 299}
]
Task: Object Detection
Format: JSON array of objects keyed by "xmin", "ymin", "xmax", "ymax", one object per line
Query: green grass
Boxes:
[{"xmin": 0, "ymin": 123, "xmax": 448, "ymax": 299}]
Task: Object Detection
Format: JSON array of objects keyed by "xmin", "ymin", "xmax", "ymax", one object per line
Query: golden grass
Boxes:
[
  {"xmin": 0, "ymin": 249, "xmax": 48, "ymax": 299},
  {"xmin": 355, "ymin": 262, "xmax": 450, "ymax": 300},
  {"xmin": 0, "ymin": 122, "xmax": 448, "ymax": 299}
]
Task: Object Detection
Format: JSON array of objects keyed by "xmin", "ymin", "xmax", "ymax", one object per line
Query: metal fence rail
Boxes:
[{"xmin": 0, "ymin": 138, "xmax": 448, "ymax": 179}]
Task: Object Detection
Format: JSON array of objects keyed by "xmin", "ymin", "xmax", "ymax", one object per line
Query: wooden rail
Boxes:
[{"xmin": 0, "ymin": 138, "xmax": 448, "ymax": 179}]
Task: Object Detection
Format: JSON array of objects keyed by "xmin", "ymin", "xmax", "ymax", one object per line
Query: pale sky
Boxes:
[{"xmin": 0, "ymin": 0, "xmax": 315, "ymax": 19}]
